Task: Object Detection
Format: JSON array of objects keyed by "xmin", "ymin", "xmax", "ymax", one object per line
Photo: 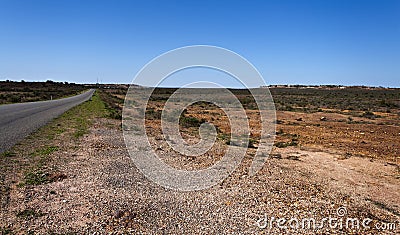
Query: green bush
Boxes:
[{"xmin": 180, "ymin": 116, "xmax": 205, "ymax": 128}]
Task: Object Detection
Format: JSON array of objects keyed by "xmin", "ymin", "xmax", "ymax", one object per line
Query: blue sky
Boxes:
[{"xmin": 0, "ymin": 0, "xmax": 399, "ymax": 87}]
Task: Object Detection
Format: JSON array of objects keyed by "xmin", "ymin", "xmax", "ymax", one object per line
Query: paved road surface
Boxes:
[{"xmin": 0, "ymin": 89, "xmax": 95, "ymax": 153}]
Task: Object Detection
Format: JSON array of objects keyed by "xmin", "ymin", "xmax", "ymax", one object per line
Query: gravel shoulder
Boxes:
[{"xmin": 1, "ymin": 115, "xmax": 399, "ymax": 234}]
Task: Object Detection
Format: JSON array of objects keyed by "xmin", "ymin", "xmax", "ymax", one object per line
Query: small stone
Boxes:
[
  {"xmin": 114, "ymin": 210, "xmax": 124, "ymax": 219},
  {"xmin": 271, "ymin": 153, "xmax": 282, "ymax": 159},
  {"xmin": 287, "ymin": 155, "xmax": 300, "ymax": 161}
]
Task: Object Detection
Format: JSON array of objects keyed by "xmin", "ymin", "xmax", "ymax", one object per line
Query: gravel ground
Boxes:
[{"xmin": 1, "ymin": 118, "xmax": 399, "ymax": 234}]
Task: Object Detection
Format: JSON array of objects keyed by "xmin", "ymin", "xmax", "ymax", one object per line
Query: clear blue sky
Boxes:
[{"xmin": 0, "ymin": 0, "xmax": 399, "ymax": 87}]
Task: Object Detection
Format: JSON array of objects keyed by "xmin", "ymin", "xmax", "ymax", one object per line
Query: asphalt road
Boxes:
[{"xmin": 0, "ymin": 89, "xmax": 95, "ymax": 153}]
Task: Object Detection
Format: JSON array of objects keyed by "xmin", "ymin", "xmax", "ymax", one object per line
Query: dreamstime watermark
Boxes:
[
  {"xmin": 255, "ymin": 206, "xmax": 399, "ymax": 231},
  {"xmin": 122, "ymin": 45, "xmax": 276, "ymax": 191}
]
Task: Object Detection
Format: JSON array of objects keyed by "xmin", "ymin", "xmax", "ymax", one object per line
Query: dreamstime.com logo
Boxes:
[
  {"xmin": 255, "ymin": 206, "xmax": 399, "ymax": 231},
  {"xmin": 122, "ymin": 45, "xmax": 276, "ymax": 191}
]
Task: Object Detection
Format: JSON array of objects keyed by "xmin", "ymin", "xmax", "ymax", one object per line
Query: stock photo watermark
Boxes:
[
  {"xmin": 122, "ymin": 45, "xmax": 276, "ymax": 191},
  {"xmin": 255, "ymin": 206, "xmax": 399, "ymax": 231}
]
